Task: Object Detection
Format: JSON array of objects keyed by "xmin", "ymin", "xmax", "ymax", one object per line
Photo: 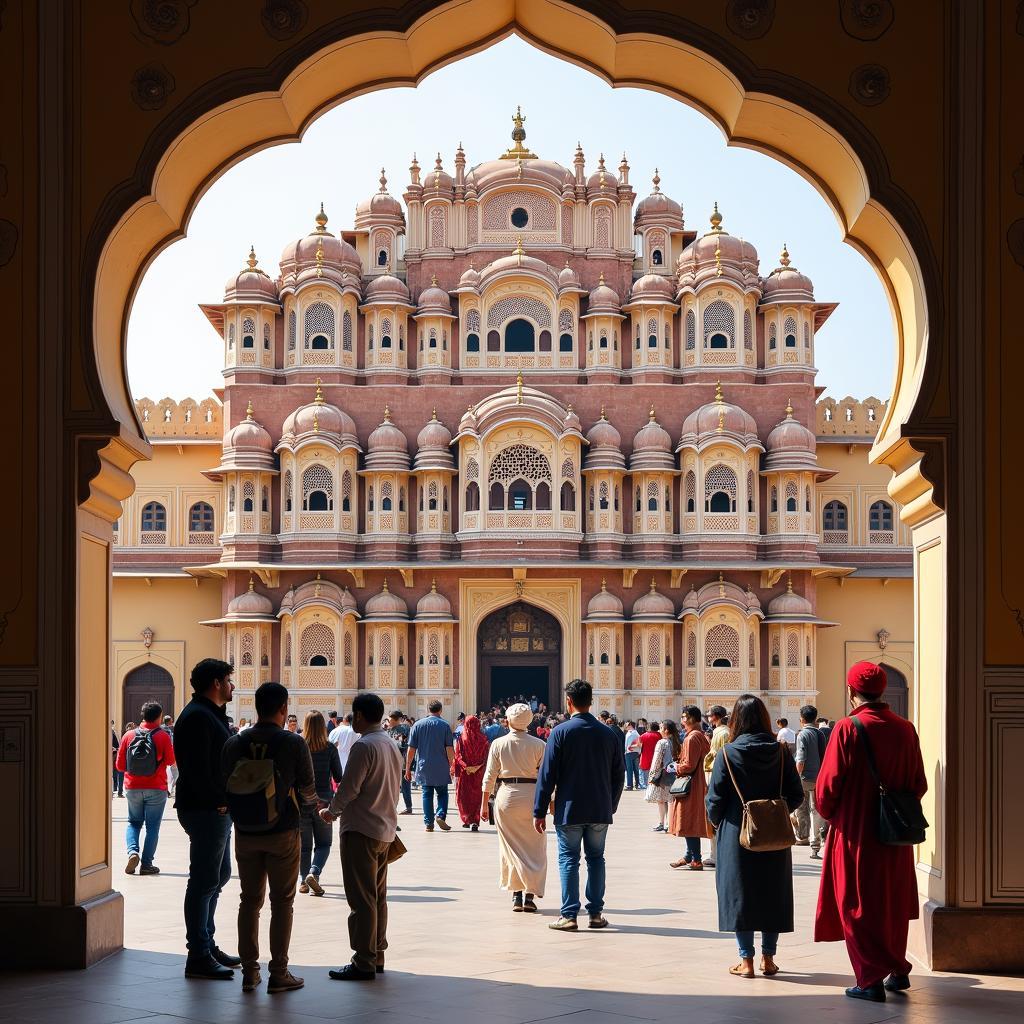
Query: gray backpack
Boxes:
[{"xmin": 125, "ymin": 726, "xmax": 162, "ymax": 775}]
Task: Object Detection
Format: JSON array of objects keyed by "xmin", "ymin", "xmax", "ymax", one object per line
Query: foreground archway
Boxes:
[{"xmin": 10, "ymin": 0, "xmax": 1012, "ymax": 975}]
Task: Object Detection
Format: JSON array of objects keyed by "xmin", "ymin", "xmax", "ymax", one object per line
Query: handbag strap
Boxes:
[
  {"xmin": 850, "ymin": 714, "xmax": 884, "ymax": 792},
  {"xmin": 722, "ymin": 748, "xmax": 747, "ymax": 805},
  {"xmin": 777, "ymin": 744, "xmax": 785, "ymax": 798}
]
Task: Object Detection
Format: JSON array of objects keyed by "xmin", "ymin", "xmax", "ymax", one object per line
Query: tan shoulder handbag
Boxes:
[{"xmin": 723, "ymin": 747, "xmax": 795, "ymax": 852}]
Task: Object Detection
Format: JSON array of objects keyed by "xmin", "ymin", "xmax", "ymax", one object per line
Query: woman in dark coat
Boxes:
[
  {"xmin": 706, "ymin": 694, "xmax": 803, "ymax": 978},
  {"xmin": 299, "ymin": 711, "xmax": 343, "ymax": 896}
]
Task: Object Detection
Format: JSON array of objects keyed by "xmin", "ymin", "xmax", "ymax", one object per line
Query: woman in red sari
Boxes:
[{"xmin": 454, "ymin": 715, "xmax": 490, "ymax": 832}]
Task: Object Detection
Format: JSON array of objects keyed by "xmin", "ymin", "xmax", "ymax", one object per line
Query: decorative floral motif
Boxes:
[
  {"xmin": 848, "ymin": 63, "xmax": 891, "ymax": 106},
  {"xmin": 725, "ymin": 0, "xmax": 775, "ymax": 40},
  {"xmin": 839, "ymin": 1, "xmax": 894, "ymax": 41},
  {"xmin": 129, "ymin": 0, "xmax": 197, "ymax": 45},
  {"xmin": 261, "ymin": 0, "xmax": 307, "ymax": 41},
  {"xmin": 130, "ymin": 62, "xmax": 176, "ymax": 110}
]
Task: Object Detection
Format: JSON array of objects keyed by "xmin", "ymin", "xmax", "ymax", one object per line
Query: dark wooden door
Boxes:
[
  {"xmin": 881, "ymin": 663, "xmax": 908, "ymax": 718},
  {"xmin": 122, "ymin": 663, "xmax": 175, "ymax": 728},
  {"xmin": 477, "ymin": 602, "xmax": 561, "ymax": 712}
]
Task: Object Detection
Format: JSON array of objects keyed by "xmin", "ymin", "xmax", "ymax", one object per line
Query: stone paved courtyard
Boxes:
[{"xmin": 0, "ymin": 793, "xmax": 1019, "ymax": 1023}]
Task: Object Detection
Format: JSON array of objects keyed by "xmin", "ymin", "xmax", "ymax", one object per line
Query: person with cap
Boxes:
[
  {"xmin": 480, "ymin": 703, "xmax": 547, "ymax": 913},
  {"xmin": 814, "ymin": 661, "xmax": 927, "ymax": 1003}
]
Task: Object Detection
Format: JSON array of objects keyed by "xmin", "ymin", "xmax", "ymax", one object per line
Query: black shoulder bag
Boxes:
[{"xmin": 850, "ymin": 715, "xmax": 928, "ymax": 846}]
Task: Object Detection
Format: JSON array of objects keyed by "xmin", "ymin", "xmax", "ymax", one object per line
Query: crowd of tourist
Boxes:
[{"xmin": 111, "ymin": 658, "xmax": 927, "ymax": 1004}]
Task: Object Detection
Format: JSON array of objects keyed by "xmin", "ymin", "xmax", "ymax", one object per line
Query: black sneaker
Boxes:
[
  {"xmin": 329, "ymin": 964, "xmax": 376, "ymax": 981},
  {"xmin": 884, "ymin": 974, "xmax": 911, "ymax": 992},
  {"xmin": 139, "ymin": 864, "xmax": 160, "ymax": 876},
  {"xmin": 512, "ymin": 892, "xmax": 524, "ymax": 912},
  {"xmin": 523, "ymin": 894, "xmax": 538, "ymax": 913},
  {"xmin": 845, "ymin": 984, "xmax": 886, "ymax": 1003},
  {"xmin": 184, "ymin": 955, "xmax": 234, "ymax": 980},
  {"xmin": 211, "ymin": 946, "xmax": 242, "ymax": 968}
]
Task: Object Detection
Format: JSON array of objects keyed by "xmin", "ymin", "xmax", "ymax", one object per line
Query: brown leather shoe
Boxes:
[
  {"xmin": 242, "ymin": 968, "xmax": 262, "ymax": 992},
  {"xmin": 688, "ymin": 861, "xmax": 704, "ymax": 870},
  {"xmin": 268, "ymin": 971, "xmax": 304, "ymax": 993}
]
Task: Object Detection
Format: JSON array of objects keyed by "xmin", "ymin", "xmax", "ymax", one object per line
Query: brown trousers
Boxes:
[
  {"xmin": 339, "ymin": 830, "xmax": 391, "ymax": 973},
  {"xmin": 235, "ymin": 829, "xmax": 301, "ymax": 976}
]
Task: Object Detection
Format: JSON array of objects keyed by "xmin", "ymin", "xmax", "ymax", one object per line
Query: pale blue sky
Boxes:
[{"xmin": 126, "ymin": 35, "xmax": 893, "ymax": 402}]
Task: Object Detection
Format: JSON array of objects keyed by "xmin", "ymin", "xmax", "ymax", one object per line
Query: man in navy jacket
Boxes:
[{"xmin": 534, "ymin": 678, "xmax": 624, "ymax": 931}]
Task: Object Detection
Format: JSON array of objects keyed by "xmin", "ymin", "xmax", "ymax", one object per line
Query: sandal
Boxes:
[
  {"xmin": 729, "ymin": 960, "xmax": 755, "ymax": 978},
  {"xmin": 760, "ymin": 955, "xmax": 780, "ymax": 976}
]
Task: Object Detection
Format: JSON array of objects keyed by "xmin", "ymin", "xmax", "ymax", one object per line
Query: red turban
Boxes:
[{"xmin": 847, "ymin": 660, "xmax": 887, "ymax": 697}]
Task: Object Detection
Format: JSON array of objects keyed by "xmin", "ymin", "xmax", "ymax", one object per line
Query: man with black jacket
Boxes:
[{"xmin": 173, "ymin": 658, "xmax": 241, "ymax": 980}]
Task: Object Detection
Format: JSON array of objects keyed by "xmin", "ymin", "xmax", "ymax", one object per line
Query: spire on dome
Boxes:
[
  {"xmin": 601, "ymin": 578, "xmax": 607, "ymax": 591},
  {"xmin": 710, "ymin": 201, "xmax": 723, "ymax": 232},
  {"xmin": 597, "ymin": 153, "xmax": 607, "ymax": 188},
  {"xmin": 779, "ymin": 243, "xmax": 791, "ymax": 267},
  {"xmin": 430, "ymin": 577, "xmax": 438, "ymax": 593},
  {"xmin": 785, "ymin": 398, "xmax": 794, "ymax": 418},
  {"xmin": 787, "ymin": 573, "xmax": 794, "ymax": 593},
  {"xmin": 649, "ymin": 404, "xmax": 656, "ymax": 421},
  {"xmin": 598, "ymin": 271, "xmax": 605, "ymax": 285},
  {"xmin": 245, "ymin": 399, "xmax": 254, "ymax": 421},
  {"xmin": 514, "ymin": 236, "xmax": 525, "ymax": 257},
  {"xmin": 649, "ymin": 579, "xmax": 658, "ymax": 592},
  {"xmin": 315, "ymin": 202, "xmax": 328, "ymax": 233},
  {"xmin": 500, "ymin": 105, "xmax": 537, "ymax": 160},
  {"xmin": 383, "ymin": 405, "xmax": 391, "ymax": 423},
  {"xmin": 651, "ymin": 168, "xmax": 661, "ymax": 193},
  {"xmin": 246, "ymin": 246, "xmax": 258, "ymax": 271},
  {"xmin": 248, "ymin": 574, "xmax": 255, "ymax": 592},
  {"xmin": 314, "ymin": 378, "xmax": 325, "ymax": 405},
  {"xmin": 382, "ymin": 577, "xmax": 390, "ymax": 592},
  {"xmin": 379, "ymin": 168, "xmax": 388, "ymax": 193},
  {"xmin": 431, "ymin": 274, "xmax": 438, "ymax": 286},
  {"xmin": 409, "ymin": 153, "xmax": 420, "ymax": 185},
  {"xmin": 715, "ymin": 380, "xmax": 724, "ymax": 403}
]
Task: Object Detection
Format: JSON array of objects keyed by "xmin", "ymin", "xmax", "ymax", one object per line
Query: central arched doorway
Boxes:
[
  {"xmin": 477, "ymin": 602, "xmax": 561, "ymax": 711},
  {"xmin": 121, "ymin": 663, "xmax": 174, "ymax": 728}
]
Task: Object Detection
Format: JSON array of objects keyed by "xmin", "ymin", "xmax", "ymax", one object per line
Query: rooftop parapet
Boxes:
[
  {"xmin": 815, "ymin": 396, "xmax": 887, "ymax": 440},
  {"xmin": 135, "ymin": 397, "xmax": 222, "ymax": 439}
]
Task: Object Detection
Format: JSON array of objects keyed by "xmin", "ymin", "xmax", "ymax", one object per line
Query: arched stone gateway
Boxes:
[
  {"xmin": 120, "ymin": 663, "xmax": 174, "ymax": 728},
  {"xmin": 477, "ymin": 602, "xmax": 561, "ymax": 711}
]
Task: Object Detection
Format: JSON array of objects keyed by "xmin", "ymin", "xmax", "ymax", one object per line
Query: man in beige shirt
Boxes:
[
  {"xmin": 704, "ymin": 705, "xmax": 730, "ymax": 868},
  {"xmin": 320, "ymin": 692, "xmax": 402, "ymax": 981}
]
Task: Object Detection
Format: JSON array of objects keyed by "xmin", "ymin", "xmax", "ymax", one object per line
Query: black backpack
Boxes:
[
  {"xmin": 225, "ymin": 730, "xmax": 297, "ymax": 833},
  {"xmin": 125, "ymin": 726, "xmax": 163, "ymax": 776}
]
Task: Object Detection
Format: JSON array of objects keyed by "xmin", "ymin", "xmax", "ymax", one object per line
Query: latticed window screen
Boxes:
[
  {"xmin": 744, "ymin": 310, "xmax": 752, "ymax": 349},
  {"xmin": 786, "ymin": 480, "xmax": 798, "ymax": 504},
  {"xmin": 646, "ymin": 480, "xmax": 658, "ymax": 510},
  {"xmin": 685, "ymin": 310, "xmax": 695, "ymax": 350},
  {"xmin": 263, "ymin": 323, "xmax": 270, "ymax": 349},
  {"xmin": 704, "ymin": 464, "xmax": 737, "ymax": 501},
  {"xmin": 382, "ymin": 316, "xmax": 392, "ymax": 337},
  {"xmin": 379, "ymin": 631, "xmax": 393, "ymax": 667},
  {"xmin": 189, "ymin": 502, "xmax": 214, "ymax": 531},
  {"xmin": 746, "ymin": 470, "xmax": 755, "ymax": 511},
  {"xmin": 282, "ymin": 470, "xmax": 292, "ymax": 512},
  {"xmin": 771, "ymin": 633, "xmax": 780, "ymax": 664},
  {"xmin": 749, "ymin": 632, "xmax": 756, "ymax": 668},
  {"xmin": 647, "ymin": 631, "xmax": 661, "ymax": 667},
  {"xmin": 769, "ymin": 322, "xmax": 777, "ymax": 347},
  {"xmin": 599, "ymin": 481, "xmax": 609, "ymax": 508},
  {"xmin": 786, "ymin": 632, "xmax": 799, "ymax": 667},
  {"xmin": 283, "ymin": 630, "xmax": 292, "ymax": 667},
  {"xmin": 242, "ymin": 316, "xmax": 255, "ymax": 336},
  {"xmin": 558, "ymin": 309, "xmax": 573, "ymax": 333},
  {"xmin": 486, "ymin": 295, "xmax": 551, "ymax": 329},
  {"xmin": 429, "ymin": 206, "xmax": 446, "ymax": 247},
  {"xmin": 703, "ymin": 300, "xmax": 734, "ymax": 341},
  {"xmin": 304, "ymin": 303, "xmax": 335, "ymax": 346},
  {"xmin": 342, "ymin": 311, "xmax": 353, "ymax": 351},
  {"xmin": 242, "ymin": 480, "xmax": 255, "ymax": 510},
  {"xmin": 228, "ymin": 324, "xmax": 235, "ymax": 348},
  {"xmin": 343, "ymin": 630, "xmax": 353, "ymax": 667},
  {"xmin": 488, "ymin": 445, "xmax": 551, "ymax": 483},
  {"xmin": 705, "ymin": 624, "xmax": 740, "ymax": 667},
  {"xmin": 647, "ymin": 317, "xmax": 657, "ymax": 336},
  {"xmin": 380, "ymin": 480, "xmax": 393, "ymax": 502},
  {"xmin": 594, "ymin": 208, "xmax": 611, "ymax": 247},
  {"xmin": 240, "ymin": 631, "xmax": 254, "ymax": 666},
  {"xmin": 302, "ymin": 464, "xmax": 334, "ymax": 505},
  {"xmin": 685, "ymin": 471, "xmax": 696, "ymax": 509},
  {"xmin": 300, "ymin": 622, "xmax": 336, "ymax": 665},
  {"xmin": 560, "ymin": 457, "xmax": 574, "ymax": 479},
  {"xmin": 686, "ymin": 631, "xmax": 696, "ymax": 668},
  {"xmin": 465, "ymin": 457, "xmax": 480, "ymax": 480},
  {"xmin": 287, "ymin": 310, "xmax": 296, "ymax": 350},
  {"xmin": 427, "ymin": 633, "xmax": 440, "ymax": 665},
  {"xmin": 228, "ymin": 486, "xmax": 235, "ymax": 512},
  {"xmin": 804, "ymin": 322, "xmax": 810, "ymax": 348},
  {"xmin": 341, "ymin": 470, "xmax": 352, "ymax": 501},
  {"xmin": 481, "ymin": 190, "xmax": 557, "ymax": 229},
  {"xmin": 784, "ymin": 315, "xmax": 797, "ymax": 336}
]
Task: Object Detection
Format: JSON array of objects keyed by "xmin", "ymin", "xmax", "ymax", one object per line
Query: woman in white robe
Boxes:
[{"xmin": 481, "ymin": 702, "xmax": 547, "ymax": 913}]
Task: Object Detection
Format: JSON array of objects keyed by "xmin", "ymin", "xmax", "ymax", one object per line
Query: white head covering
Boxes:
[{"xmin": 506, "ymin": 702, "xmax": 533, "ymax": 731}]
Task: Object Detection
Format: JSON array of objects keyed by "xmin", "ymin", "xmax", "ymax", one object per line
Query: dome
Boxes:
[
  {"xmin": 458, "ymin": 264, "xmax": 482, "ymax": 290},
  {"xmin": 676, "ymin": 205, "xmax": 760, "ymax": 293},
  {"xmin": 587, "ymin": 274, "xmax": 621, "ymax": 313},
  {"xmin": 364, "ymin": 273, "xmax": 411, "ymax": 304},
  {"xmin": 417, "ymin": 277, "xmax": 452, "ymax": 314},
  {"xmin": 363, "ymin": 579, "xmax": 409, "ymax": 620},
  {"xmin": 558, "ymin": 261, "xmax": 582, "ymax": 291},
  {"xmin": 465, "ymin": 157, "xmax": 574, "ymax": 195},
  {"xmin": 355, "ymin": 172, "xmax": 405, "ymax": 221},
  {"xmin": 677, "ymin": 384, "xmax": 762, "ymax": 452},
  {"xmin": 224, "ymin": 401, "xmax": 273, "ymax": 453},
  {"xmin": 634, "ymin": 171, "xmax": 682, "ymax": 221},
  {"xmin": 365, "ymin": 408, "xmax": 410, "ymax": 472},
  {"xmin": 415, "ymin": 579, "xmax": 454, "ymax": 621},
  {"xmin": 279, "ymin": 382, "xmax": 360, "ymax": 450},
  {"xmin": 631, "ymin": 580, "xmax": 675, "ymax": 621},
  {"xmin": 224, "ymin": 248, "xmax": 278, "ymax": 303},
  {"xmin": 413, "ymin": 411, "xmax": 455, "ymax": 473},
  {"xmin": 423, "ymin": 154, "xmax": 454, "ymax": 192},
  {"xmin": 745, "ymin": 587, "xmax": 763, "ymax": 614},
  {"xmin": 583, "ymin": 410, "xmax": 625, "ymax": 472},
  {"xmin": 478, "ymin": 248, "xmax": 558, "ymax": 288},
  {"xmin": 285, "ymin": 206, "xmax": 362, "ymax": 273},
  {"xmin": 227, "ymin": 579, "xmax": 274, "ymax": 619},
  {"xmin": 764, "ymin": 403, "xmax": 818, "ymax": 471},
  {"xmin": 767, "ymin": 580, "xmax": 815, "ymax": 619},
  {"xmin": 630, "ymin": 407, "xmax": 675, "ymax": 472},
  {"xmin": 679, "ymin": 578, "xmax": 763, "ymax": 620},
  {"xmin": 586, "ymin": 155, "xmax": 618, "ymax": 192},
  {"xmin": 585, "ymin": 580, "xmax": 625, "ymax": 622},
  {"xmin": 761, "ymin": 245, "xmax": 814, "ymax": 301},
  {"xmin": 629, "ymin": 273, "xmax": 675, "ymax": 302},
  {"xmin": 681, "ymin": 586, "xmax": 699, "ymax": 614},
  {"xmin": 416, "ymin": 410, "xmax": 453, "ymax": 451}
]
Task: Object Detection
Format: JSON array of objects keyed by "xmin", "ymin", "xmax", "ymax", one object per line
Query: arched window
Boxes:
[
  {"xmin": 242, "ymin": 315, "xmax": 255, "ymax": 350},
  {"xmin": 770, "ymin": 485, "xmax": 778, "ymax": 513},
  {"xmin": 488, "ymin": 481, "xmax": 504, "ymax": 510},
  {"xmin": 823, "ymin": 500, "xmax": 848, "ymax": 531},
  {"xmin": 465, "ymin": 481, "xmax": 480, "ymax": 512},
  {"xmin": 304, "ymin": 302, "xmax": 335, "ymax": 349},
  {"xmin": 487, "ymin": 330, "xmax": 500, "ymax": 352},
  {"xmin": 786, "ymin": 632, "xmax": 799, "ymax": 667},
  {"xmin": 665, "ymin": 485, "xmax": 671, "ymax": 512},
  {"xmin": 263, "ymin": 323, "xmax": 271, "ymax": 351},
  {"xmin": 504, "ymin": 318, "xmax": 535, "ymax": 352},
  {"xmin": 561, "ymin": 481, "xmax": 575, "ymax": 512},
  {"xmin": 261, "ymin": 486, "xmax": 269, "ymax": 513},
  {"xmin": 747, "ymin": 470, "xmax": 755, "ymax": 513},
  {"xmin": 588, "ymin": 487, "xmax": 595, "ymax": 512},
  {"xmin": 341, "ymin": 470, "xmax": 352, "ymax": 513},
  {"xmin": 709, "ymin": 333, "xmax": 728, "ymax": 349},
  {"xmin": 651, "ymin": 248, "xmax": 663, "ymax": 265},
  {"xmin": 704, "ymin": 464, "xmax": 738, "ymax": 513},
  {"xmin": 381, "ymin": 334, "xmax": 392, "ymax": 349},
  {"xmin": 227, "ymin": 323, "xmax": 235, "ymax": 349},
  {"xmin": 367, "ymin": 486, "xmax": 374, "ymax": 512},
  {"xmin": 399, "ymin": 487, "xmax": 406, "ymax": 512},
  {"xmin": 635, "ymin": 485, "xmax": 642, "ymax": 513},
  {"xmin": 684, "ymin": 471, "xmax": 696, "ymax": 513},
  {"xmin": 743, "ymin": 310, "xmax": 752, "ymax": 350},
  {"xmin": 342, "ymin": 310, "xmax": 353, "ymax": 352},
  {"xmin": 804, "ymin": 322, "xmax": 810, "ymax": 348},
  {"xmin": 240, "ymin": 631, "xmax": 254, "ymax": 666},
  {"xmin": 685, "ymin": 309, "xmax": 695, "ymax": 350},
  {"xmin": 599, "ymin": 333, "xmax": 608, "ymax": 349},
  {"xmin": 427, "ymin": 481, "xmax": 438, "ymax": 512},
  {"xmin": 302, "ymin": 464, "xmax": 334, "ymax": 512},
  {"xmin": 282, "ymin": 470, "xmax": 292, "ymax": 513},
  {"xmin": 805, "ymin": 485, "xmax": 812, "ymax": 513},
  {"xmin": 467, "ymin": 333, "xmax": 480, "ymax": 352},
  {"xmin": 647, "ymin": 481, "xmax": 658, "ymax": 512},
  {"xmin": 705, "ymin": 623, "xmax": 740, "ymax": 668},
  {"xmin": 189, "ymin": 501, "xmax": 214, "ymax": 533},
  {"xmin": 381, "ymin": 479, "xmax": 393, "ymax": 512},
  {"xmin": 507, "ymin": 479, "xmax": 533, "ymax": 511},
  {"xmin": 300, "ymin": 622, "xmax": 335, "ymax": 666},
  {"xmin": 443, "ymin": 487, "xmax": 448, "ymax": 512},
  {"xmin": 539, "ymin": 330, "xmax": 552, "ymax": 352},
  {"xmin": 559, "ymin": 333, "xmax": 573, "ymax": 352},
  {"xmin": 367, "ymin": 324, "xmax": 374, "ymax": 350},
  {"xmin": 242, "ymin": 481, "xmax": 254, "ymax": 512},
  {"xmin": 535, "ymin": 481, "xmax": 551, "ymax": 510},
  {"xmin": 377, "ymin": 249, "xmax": 388, "ymax": 266},
  {"xmin": 598, "ymin": 481, "xmax": 609, "ymax": 510},
  {"xmin": 869, "ymin": 500, "xmax": 894, "ymax": 532},
  {"xmin": 784, "ymin": 315, "xmax": 798, "ymax": 348},
  {"xmin": 785, "ymin": 481, "xmax": 798, "ymax": 513},
  {"xmin": 228, "ymin": 485, "xmax": 235, "ymax": 513},
  {"xmin": 769, "ymin": 322, "xmax": 777, "ymax": 350},
  {"xmin": 703, "ymin": 300, "xmax": 734, "ymax": 348},
  {"xmin": 287, "ymin": 310, "xmax": 296, "ymax": 351}
]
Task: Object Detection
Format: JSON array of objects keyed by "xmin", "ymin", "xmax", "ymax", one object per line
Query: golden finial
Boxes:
[
  {"xmin": 313, "ymin": 411, "xmax": 319, "ymax": 433},
  {"xmin": 500, "ymin": 105, "xmax": 537, "ymax": 160},
  {"xmin": 598, "ymin": 271, "xmax": 605, "ymax": 286},
  {"xmin": 314, "ymin": 378, "xmax": 325, "ymax": 405},
  {"xmin": 315, "ymin": 202, "xmax": 328, "ymax": 232},
  {"xmin": 649, "ymin": 578, "xmax": 657, "ymax": 592},
  {"xmin": 779, "ymin": 243, "xmax": 791, "ymax": 268},
  {"xmin": 786, "ymin": 398, "xmax": 794, "ymax": 418},
  {"xmin": 383, "ymin": 404, "xmax": 391, "ymax": 423},
  {"xmin": 514, "ymin": 236, "xmax": 525, "ymax": 257},
  {"xmin": 787, "ymin": 573, "xmax": 794, "ymax": 593},
  {"xmin": 600, "ymin": 404, "xmax": 607, "ymax": 420},
  {"xmin": 715, "ymin": 380, "xmax": 724, "ymax": 403},
  {"xmin": 315, "ymin": 237, "xmax": 324, "ymax": 278},
  {"xmin": 649, "ymin": 404, "xmax": 656, "ymax": 421},
  {"xmin": 245, "ymin": 399, "xmax": 254, "ymax": 421},
  {"xmin": 434, "ymin": 153, "xmax": 443, "ymax": 188},
  {"xmin": 714, "ymin": 239, "xmax": 723, "ymax": 277},
  {"xmin": 597, "ymin": 153, "xmax": 606, "ymax": 187},
  {"xmin": 718, "ymin": 572, "xmax": 726, "ymax": 598},
  {"xmin": 651, "ymin": 168, "xmax": 661, "ymax": 193},
  {"xmin": 247, "ymin": 574, "xmax": 255, "ymax": 592},
  {"xmin": 431, "ymin": 406, "xmax": 438, "ymax": 420},
  {"xmin": 314, "ymin": 572, "xmax": 322, "ymax": 598},
  {"xmin": 431, "ymin": 577, "xmax": 438, "ymax": 593},
  {"xmin": 431, "ymin": 274, "xmax": 438, "ymax": 287},
  {"xmin": 382, "ymin": 577, "xmax": 390, "ymax": 592},
  {"xmin": 516, "ymin": 371, "xmax": 524, "ymax": 404},
  {"xmin": 710, "ymin": 201, "xmax": 723, "ymax": 232},
  {"xmin": 717, "ymin": 405, "xmax": 726, "ymax": 433},
  {"xmin": 246, "ymin": 245, "xmax": 258, "ymax": 271},
  {"xmin": 601, "ymin": 578, "xmax": 607, "ymax": 591},
  {"xmin": 379, "ymin": 168, "xmax": 388, "ymax": 193}
]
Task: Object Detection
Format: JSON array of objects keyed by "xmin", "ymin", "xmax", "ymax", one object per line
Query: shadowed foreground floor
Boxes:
[{"xmin": 0, "ymin": 793, "xmax": 1019, "ymax": 1022}]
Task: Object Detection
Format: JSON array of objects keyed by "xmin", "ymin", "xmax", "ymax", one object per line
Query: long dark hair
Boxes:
[
  {"xmin": 661, "ymin": 719, "xmax": 682, "ymax": 761},
  {"xmin": 728, "ymin": 694, "xmax": 772, "ymax": 742}
]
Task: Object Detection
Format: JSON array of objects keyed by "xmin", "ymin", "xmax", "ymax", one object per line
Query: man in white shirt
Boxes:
[
  {"xmin": 622, "ymin": 721, "xmax": 641, "ymax": 791},
  {"xmin": 776, "ymin": 717, "xmax": 797, "ymax": 756},
  {"xmin": 329, "ymin": 712, "xmax": 358, "ymax": 772}
]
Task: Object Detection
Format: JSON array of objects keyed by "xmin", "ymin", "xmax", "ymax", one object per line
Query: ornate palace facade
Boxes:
[{"xmin": 112, "ymin": 115, "xmax": 912, "ymax": 727}]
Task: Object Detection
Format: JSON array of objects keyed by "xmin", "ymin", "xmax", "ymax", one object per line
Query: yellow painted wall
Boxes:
[
  {"xmin": 110, "ymin": 577, "xmax": 223, "ymax": 728},
  {"xmin": 815, "ymin": 576, "xmax": 914, "ymax": 720}
]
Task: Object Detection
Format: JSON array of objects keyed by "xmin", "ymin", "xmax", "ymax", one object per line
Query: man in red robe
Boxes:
[{"xmin": 815, "ymin": 661, "xmax": 928, "ymax": 1003}]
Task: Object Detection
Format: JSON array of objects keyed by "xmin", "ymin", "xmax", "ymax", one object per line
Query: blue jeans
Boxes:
[
  {"xmin": 112, "ymin": 767, "xmax": 124, "ymax": 796},
  {"xmin": 399, "ymin": 774, "xmax": 412, "ymax": 812},
  {"xmin": 422, "ymin": 784, "xmax": 449, "ymax": 825},
  {"xmin": 624, "ymin": 752, "xmax": 640, "ymax": 789},
  {"xmin": 300, "ymin": 809, "xmax": 333, "ymax": 878},
  {"xmin": 555, "ymin": 823, "xmax": 608, "ymax": 920},
  {"xmin": 685, "ymin": 835, "xmax": 703, "ymax": 863},
  {"xmin": 736, "ymin": 930, "xmax": 779, "ymax": 958},
  {"xmin": 638, "ymin": 768, "xmax": 649, "ymax": 788},
  {"xmin": 125, "ymin": 788, "xmax": 167, "ymax": 866},
  {"xmin": 179, "ymin": 809, "xmax": 232, "ymax": 959}
]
